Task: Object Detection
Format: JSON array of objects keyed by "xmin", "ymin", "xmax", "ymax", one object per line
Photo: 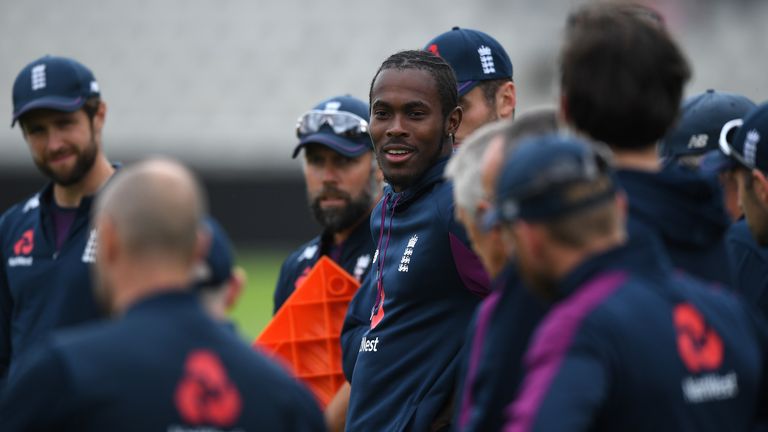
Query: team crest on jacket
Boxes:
[
  {"xmin": 8, "ymin": 229, "xmax": 34, "ymax": 267},
  {"xmin": 673, "ymin": 303, "xmax": 737, "ymax": 403},
  {"xmin": 174, "ymin": 349, "xmax": 242, "ymax": 427},
  {"xmin": 398, "ymin": 235, "xmax": 418, "ymax": 272},
  {"xmin": 82, "ymin": 229, "xmax": 97, "ymax": 263}
]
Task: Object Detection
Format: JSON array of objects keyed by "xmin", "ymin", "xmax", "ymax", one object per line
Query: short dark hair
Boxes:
[
  {"xmin": 560, "ymin": 3, "xmax": 691, "ymax": 150},
  {"xmin": 370, "ymin": 50, "xmax": 458, "ymax": 119},
  {"xmin": 477, "ymin": 78, "xmax": 513, "ymax": 108}
]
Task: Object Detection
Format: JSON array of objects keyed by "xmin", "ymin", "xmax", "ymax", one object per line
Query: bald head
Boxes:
[{"xmin": 95, "ymin": 158, "xmax": 206, "ymax": 264}]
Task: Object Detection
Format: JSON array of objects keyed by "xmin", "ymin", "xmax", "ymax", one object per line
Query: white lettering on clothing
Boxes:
[
  {"xmin": 359, "ymin": 336, "xmax": 380, "ymax": 352},
  {"xmin": 682, "ymin": 372, "xmax": 738, "ymax": 403}
]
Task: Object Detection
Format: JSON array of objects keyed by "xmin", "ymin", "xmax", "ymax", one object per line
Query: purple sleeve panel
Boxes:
[
  {"xmin": 449, "ymin": 232, "xmax": 491, "ymax": 298},
  {"xmin": 504, "ymin": 271, "xmax": 627, "ymax": 432},
  {"xmin": 457, "ymin": 289, "xmax": 504, "ymax": 428}
]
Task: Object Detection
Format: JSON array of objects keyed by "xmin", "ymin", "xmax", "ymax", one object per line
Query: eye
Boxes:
[
  {"xmin": 24, "ymin": 125, "xmax": 45, "ymax": 136},
  {"xmin": 408, "ymin": 110, "xmax": 426, "ymax": 119},
  {"xmin": 372, "ymin": 110, "xmax": 390, "ymax": 120}
]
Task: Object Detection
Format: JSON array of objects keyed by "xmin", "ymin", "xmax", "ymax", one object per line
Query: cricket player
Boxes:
[
  {"xmin": 559, "ymin": 3, "xmax": 732, "ymax": 286},
  {"xmin": 424, "ymin": 27, "xmax": 516, "ymax": 147},
  {"xmin": 0, "ymin": 159, "xmax": 326, "ymax": 431},
  {"xmin": 0, "ymin": 55, "xmax": 114, "ymax": 383},
  {"xmin": 274, "ymin": 95, "xmax": 380, "ymax": 313},
  {"xmin": 446, "ymin": 110, "xmax": 557, "ymax": 432},
  {"xmin": 497, "ymin": 134, "xmax": 768, "ymax": 431},
  {"xmin": 720, "ymin": 103, "xmax": 768, "ymax": 317},
  {"xmin": 343, "ymin": 50, "xmax": 490, "ymax": 431}
]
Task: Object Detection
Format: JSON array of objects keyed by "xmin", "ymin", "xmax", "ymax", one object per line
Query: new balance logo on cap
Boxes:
[
  {"xmin": 31, "ymin": 64, "xmax": 46, "ymax": 90},
  {"xmin": 324, "ymin": 101, "xmax": 341, "ymax": 112},
  {"xmin": 478, "ymin": 46, "xmax": 496, "ymax": 74},
  {"xmin": 687, "ymin": 134, "xmax": 708, "ymax": 149}
]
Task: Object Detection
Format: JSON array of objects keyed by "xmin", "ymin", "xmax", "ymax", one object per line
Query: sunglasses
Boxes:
[{"xmin": 296, "ymin": 110, "xmax": 369, "ymax": 139}]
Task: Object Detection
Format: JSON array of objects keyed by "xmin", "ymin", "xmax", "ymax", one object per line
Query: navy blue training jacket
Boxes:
[
  {"xmin": 273, "ymin": 218, "xmax": 375, "ymax": 313},
  {"xmin": 505, "ymin": 237, "xmax": 768, "ymax": 431},
  {"xmin": 0, "ymin": 182, "xmax": 103, "ymax": 382},
  {"xmin": 726, "ymin": 219, "xmax": 768, "ymax": 316},
  {"xmin": 617, "ymin": 164, "xmax": 731, "ymax": 286},
  {"xmin": 345, "ymin": 158, "xmax": 490, "ymax": 431},
  {"xmin": 454, "ymin": 264, "xmax": 548, "ymax": 432},
  {"xmin": 0, "ymin": 291, "xmax": 325, "ymax": 431}
]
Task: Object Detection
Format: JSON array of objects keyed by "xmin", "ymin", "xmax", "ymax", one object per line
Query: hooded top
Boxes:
[
  {"xmin": 617, "ymin": 164, "xmax": 731, "ymax": 286},
  {"xmin": 346, "ymin": 158, "xmax": 490, "ymax": 431}
]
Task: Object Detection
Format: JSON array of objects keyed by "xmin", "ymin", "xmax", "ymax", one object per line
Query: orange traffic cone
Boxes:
[{"xmin": 254, "ymin": 256, "xmax": 361, "ymax": 407}]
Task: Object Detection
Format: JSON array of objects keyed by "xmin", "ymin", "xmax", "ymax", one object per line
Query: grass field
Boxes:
[{"xmin": 228, "ymin": 248, "xmax": 288, "ymax": 341}]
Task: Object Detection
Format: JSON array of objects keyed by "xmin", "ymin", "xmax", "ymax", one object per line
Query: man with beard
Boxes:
[
  {"xmin": 0, "ymin": 159, "xmax": 326, "ymax": 431},
  {"xmin": 343, "ymin": 50, "xmax": 490, "ymax": 431},
  {"xmin": 274, "ymin": 95, "xmax": 381, "ymax": 432},
  {"xmin": 273, "ymin": 94, "xmax": 381, "ymax": 312},
  {"xmin": 497, "ymin": 134, "xmax": 768, "ymax": 431},
  {"xmin": 0, "ymin": 55, "xmax": 115, "ymax": 383},
  {"xmin": 423, "ymin": 27, "xmax": 516, "ymax": 148}
]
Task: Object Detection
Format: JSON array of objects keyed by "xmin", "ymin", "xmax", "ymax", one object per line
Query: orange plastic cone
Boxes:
[{"xmin": 254, "ymin": 256, "xmax": 361, "ymax": 407}]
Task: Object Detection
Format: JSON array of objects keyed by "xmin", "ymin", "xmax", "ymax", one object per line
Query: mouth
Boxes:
[
  {"xmin": 381, "ymin": 144, "xmax": 415, "ymax": 164},
  {"xmin": 49, "ymin": 152, "xmax": 76, "ymax": 165}
]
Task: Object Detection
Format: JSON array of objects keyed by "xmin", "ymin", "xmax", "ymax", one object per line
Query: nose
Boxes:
[
  {"xmin": 46, "ymin": 129, "xmax": 67, "ymax": 152},
  {"xmin": 320, "ymin": 163, "xmax": 340, "ymax": 184},
  {"xmin": 386, "ymin": 114, "xmax": 407, "ymax": 138}
]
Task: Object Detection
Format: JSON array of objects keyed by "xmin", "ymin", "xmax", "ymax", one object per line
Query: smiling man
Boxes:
[
  {"xmin": 344, "ymin": 50, "xmax": 490, "ymax": 431},
  {"xmin": 0, "ymin": 55, "xmax": 115, "ymax": 384}
]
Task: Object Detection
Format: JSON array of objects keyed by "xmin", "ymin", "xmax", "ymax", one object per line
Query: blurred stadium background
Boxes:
[{"xmin": 2, "ymin": 0, "xmax": 767, "ymax": 340}]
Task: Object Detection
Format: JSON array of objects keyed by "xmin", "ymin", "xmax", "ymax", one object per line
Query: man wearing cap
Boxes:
[
  {"xmin": 195, "ymin": 218, "xmax": 246, "ymax": 323},
  {"xmin": 720, "ymin": 102, "xmax": 768, "ymax": 317},
  {"xmin": 497, "ymin": 134, "xmax": 768, "ymax": 431},
  {"xmin": 0, "ymin": 55, "xmax": 115, "ymax": 382},
  {"xmin": 0, "ymin": 158, "xmax": 326, "ymax": 431},
  {"xmin": 558, "ymin": 3, "xmax": 732, "ymax": 286},
  {"xmin": 275, "ymin": 94, "xmax": 381, "ymax": 432},
  {"xmin": 424, "ymin": 27, "xmax": 516, "ymax": 147},
  {"xmin": 446, "ymin": 110, "xmax": 557, "ymax": 432},
  {"xmin": 660, "ymin": 89, "xmax": 756, "ymax": 222},
  {"xmin": 274, "ymin": 95, "xmax": 381, "ymax": 313},
  {"xmin": 344, "ymin": 49, "xmax": 490, "ymax": 431}
]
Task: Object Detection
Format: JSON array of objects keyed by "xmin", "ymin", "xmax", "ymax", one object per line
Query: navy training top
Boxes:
[
  {"xmin": 0, "ymin": 182, "xmax": 104, "ymax": 383},
  {"xmin": 346, "ymin": 158, "xmax": 490, "ymax": 431},
  {"xmin": 0, "ymin": 291, "xmax": 326, "ymax": 431},
  {"xmin": 273, "ymin": 217, "xmax": 375, "ymax": 313},
  {"xmin": 726, "ymin": 219, "xmax": 768, "ymax": 316},
  {"xmin": 617, "ymin": 164, "xmax": 731, "ymax": 286},
  {"xmin": 505, "ymin": 237, "xmax": 768, "ymax": 431}
]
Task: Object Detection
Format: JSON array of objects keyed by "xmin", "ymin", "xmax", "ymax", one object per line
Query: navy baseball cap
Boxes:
[
  {"xmin": 424, "ymin": 27, "xmax": 513, "ymax": 97},
  {"xmin": 490, "ymin": 134, "xmax": 616, "ymax": 225},
  {"xmin": 195, "ymin": 218, "xmax": 235, "ymax": 290},
  {"xmin": 12, "ymin": 55, "xmax": 100, "ymax": 126},
  {"xmin": 293, "ymin": 95, "xmax": 372, "ymax": 159},
  {"xmin": 719, "ymin": 102, "xmax": 768, "ymax": 172},
  {"xmin": 660, "ymin": 89, "xmax": 756, "ymax": 160}
]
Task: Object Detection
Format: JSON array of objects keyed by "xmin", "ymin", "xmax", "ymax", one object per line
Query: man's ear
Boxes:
[
  {"xmin": 496, "ymin": 81, "xmax": 516, "ymax": 119},
  {"xmin": 446, "ymin": 105, "xmax": 463, "ymax": 137},
  {"xmin": 752, "ymin": 169, "xmax": 768, "ymax": 204},
  {"xmin": 92, "ymin": 101, "xmax": 107, "ymax": 133},
  {"xmin": 225, "ymin": 267, "xmax": 246, "ymax": 311}
]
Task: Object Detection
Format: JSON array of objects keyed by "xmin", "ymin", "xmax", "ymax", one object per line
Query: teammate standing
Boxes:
[
  {"xmin": 558, "ymin": 3, "xmax": 732, "ymax": 285},
  {"xmin": 344, "ymin": 50, "xmax": 490, "ymax": 431},
  {"xmin": 0, "ymin": 159, "xmax": 326, "ymax": 431},
  {"xmin": 720, "ymin": 103, "xmax": 768, "ymax": 316},
  {"xmin": 0, "ymin": 55, "xmax": 115, "ymax": 382},
  {"xmin": 424, "ymin": 27, "xmax": 516, "ymax": 147},
  {"xmin": 273, "ymin": 95, "xmax": 380, "ymax": 312},
  {"xmin": 498, "ymin": 134, "xmax": 767, "ymax": 431},
  {"xmin": 447, "ymin": 110, "xmax": 557, "ymax": 432}
]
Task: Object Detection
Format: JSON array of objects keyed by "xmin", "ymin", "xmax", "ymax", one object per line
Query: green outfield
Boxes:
[{"xmin": 228, "ymin": 248, "xmax": 288, "ymax": 341}]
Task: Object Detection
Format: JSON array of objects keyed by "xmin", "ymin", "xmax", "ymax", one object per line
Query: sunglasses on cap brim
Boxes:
[{"xmin": 296, "ymin": 110, "xmax": 369, "ymax": 139}]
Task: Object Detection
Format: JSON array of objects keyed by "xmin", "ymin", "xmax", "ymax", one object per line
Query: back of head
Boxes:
[
  {"xmin": 370, "ymin": 50, "xmax": 458, "ymax": 119},
  {"xmin": 500, "ymin": 108, "xmax": 560, "ymax": 157},
  {"xmin": 560, "ymin": 3, "xmax": 691, "ymax": 150},
  {"xmin": 95, "ymin": 158, "xmax": 206, "ymax": 265}
]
